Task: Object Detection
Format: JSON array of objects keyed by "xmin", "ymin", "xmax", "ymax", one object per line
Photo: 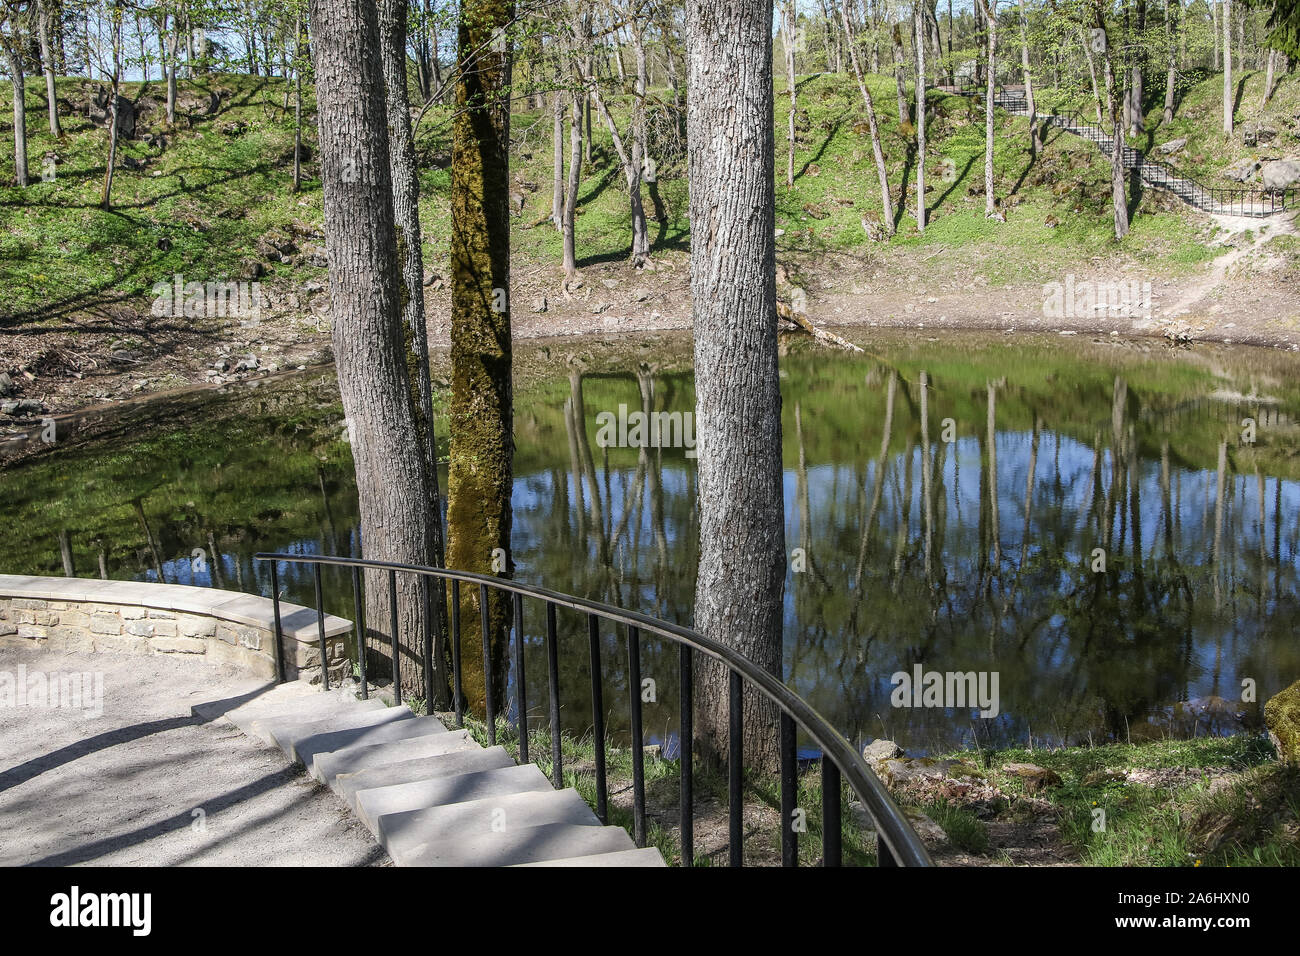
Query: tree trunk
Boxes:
[
  {"xmin": 446, "ymin": 0, "xmax": 514, "ymax": 714},
  {"xmin": 892, "ymin": 21, "xmax": 909, "ymax": 123},
  {"xmin": 37, "ymin": 0, "xmax": 61, "ymax": 137},
  {"xmin": 4, "ymin": 36, "xmax": 27, "ymax": 187},
  {"xmin": 982, "ymin": 0, "xmax": 997, "ymax": 216},
  {"xmin": 378, "ymin": 0, "xmax": 449, "ymax": 703},
  {"xmin": 1095, "ymin": 11, "xmax": 1130, "ymax": 239},
  {"xmin": 841, "ymin": 2, "xmax": 895, "ymax": 233},
  {"xmin": 1164, "ymin": 0, "xmax": 1178, "ymax": 123},
  {"xmin": 1018, "ymin": 0, "xmax": 1038, "ymax": 154},
  {"xmin": 166, "ymin": 14, "xmax": 179, "ymax": 124},
  {"xmin": 1081, "ymin": 25, "xmax": 1104, "ymax": 123},
  {"xmin": 1129, "ymin": 0, "xmax": 1146, "ymax": 137},
  {"xmin": 685, "ymin": 0, "xmax": 785, "ymax": 774},
  {"xmin": 309, "ymin": 0, "xmax": 442, "ymax": 698},
  {"xmin": 562, "ymin": 90, "xmax": 583, "ymax": 278},
  {"xmin": 1223, "ymin": 0, "xmax": 1232, "ymax": 135},
  {"xmin": 551, "ymin": 88, "xmax": 564, "ymax": 229},
  {"xmin": 783, "ymin": 0, "xmax": 797, "ymax": 187},
  {"xmin": 915, "ymin": 4, "xmax": 926, "ymax": 230}
]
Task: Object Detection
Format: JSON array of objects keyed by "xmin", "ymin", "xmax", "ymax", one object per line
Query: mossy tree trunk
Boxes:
[
  {"xmin": 685, "ymin": 0, "xmax": 785, "ymax": 775},
  {"xmin": 379, "ymin": 0, "xmax": 449, "ymax": 707},
  {"xmin": 309, "ymin": 0, "xmax": 441, "ymax": 698},
  {"xmin": 447, "ymin": 0, "xmax": 514, "ymax": 716}
]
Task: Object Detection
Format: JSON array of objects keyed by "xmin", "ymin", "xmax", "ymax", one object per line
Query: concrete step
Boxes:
[
  {"xmin": 392, "ymin": 820, "xmax": 638, "ymax": 867},
  {"xmin": 310, "ymin": 728, "xmax": 479, "ymax": 786},
  {"xmin": 512, "ymin": 848, "xmax": 667, "ymax": 867},
  {"xmin": 354, "ymin": 762, "xmax": 554, "ymax": 835},
  {"xmin": 378, "ymin": 788, "xmax": 601, "ymax": 865},
  {"xmin": 191, "ymin": 679, "xmax": 320, "ymax": 721},
  {"xmin": 256, "ymin": 705, "xmax": 413, "ymax": 757},
  {"xmin": 294, "ymin": 715, "xmax": 449, "ymax": 772},
  {"xmin": 219, "ymin": 691, "xmax": 386, "ymax": 735},
  {"xmin": 342, "ymin": 747, "xmax": 520, "ymax": 815}
]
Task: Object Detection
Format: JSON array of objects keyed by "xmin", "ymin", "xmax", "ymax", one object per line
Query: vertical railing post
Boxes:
[
  {"xmin": 821, "ymin": 757, "xmax": 842, "ymax": 867},
  {"xmin": 388, "ymin": 569, "xmax": 401, "ymax": 707},
  {"xmin": 627, "ymin": 624, "xmax": 647, "ymax": 848},
  {"xmin": 513, "ymin": 592, "xmax": 528, "ymax": 764},
  {"xmin": 480, "ymin": 583, "xmax": 495, "ymax": 745},
  {"xmin": 587, "ymin": 613, "xmax": 607, "ymax": 823},
  {"xmin": 351, "ymin": 565, "xmax": 367, "ymax": 699},
  {"xmin": 313, "ymin": 563, "xmax": 329, "ymax": 692},
  {"xmin": 269, "ymin": 562, "xmax": 285, "ymax": 684},
  {"xmin": 728, "ymin": 668, "xmax": 743, "ymax": 867},
  {"xmin": 679, "ymin": 643, "xmax": 693, "ymax": 867},
  {"xmin": 544, "ymin": 601, "xmax": 562, "ymax": 787},
  {"xmin": 450, "ymin": 579, "xmax": 463, "ymax": 727},
  {"xmin": 780, "ymin": 712, "xmax": 798, "ymax": 867},
  {"xmin": 421, "ymin": 574, "xmax": 434, "ymax": 712}
]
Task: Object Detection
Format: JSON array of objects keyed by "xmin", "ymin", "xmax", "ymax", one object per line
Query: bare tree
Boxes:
[
  {"xmin": 1, "ymin": 2, "xmax": 28, "ymax": 187},
  {"xmin": 914, "ymin": 3, "xmax": 926, "ymax": 229},
  {"xmin": 686, "ymin": 0, "xmax": 785, "ymax": 772},
  {"xmin": 841, "ymin": 1, "xmax": 895, "ymax": 233},
  {"xmin": 309, "ymin": 0, "xmax": 444, "ymax": 696}
]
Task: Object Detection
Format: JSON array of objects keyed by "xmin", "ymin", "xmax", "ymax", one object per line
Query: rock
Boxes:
[
  {"xmin": 1264, "ymin": 678, "xmax": 1300, "ymax": 764},
  {"xmin": 1156, "ymin": 137, "xmax": 1187, "ymax": 155},
  {"xmin": 903, "ymin": 810, "xmax": 949, "ymax": 847},
  {"xmin": 862, "ymin": 739, "xmax": 903, "ymax": 763},
  {"xmin": 1082, "ymin": 769, "xmax": 1126, "ymax": 787},
  {"xmin": 631, "ymin": 288, "xmax": 651, "ymax": 303},
  {"xmin": 601, "ymin": 278, "xmax": 620, "ymax": 289},
  {"xmin": 530, "ymin": 295, "xmax": 548, "ymax": 314},
  {"xmin": 241, "ymin": 259, "xmax": 266, "ymax": 280},
  {"xmin": 1002, "ymin": 762, "xmax": 1063, "ymax": 792},
  {"xmin": 1223, "ymin": 158, "xmax": 1260, "ymax": 183},
  {"xmin": 1044, "ymin": 214, "xmax": 1060, "ymax": 228},
  {"xmin": 423, "ymin": 272, "xmax": 443, "ymax": 289},
  {"xmin": 1, "ymin": 399, "xmax": 44, "ymax": 417},
  {"xmin": 0, "ymin": 372, "xmax": 13, "ymax": 397},
  {"xmin": 1261, "ymin": 159, "xmax": 1300, "ymax": 191}
]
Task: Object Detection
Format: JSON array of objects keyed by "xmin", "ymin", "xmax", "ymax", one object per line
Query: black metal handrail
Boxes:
[
  {"xmin": 954, "ymin": 87, "xmax": 1292, "ymax": 217},
  {"xmin": 254, "ymin": 551, "xmax": 933, "ymax": 868}
]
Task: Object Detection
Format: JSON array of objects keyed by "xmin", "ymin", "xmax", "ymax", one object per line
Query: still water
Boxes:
[{"xmin": 4, "ymin": 331, "xmax": 1298, "ymax": 754}]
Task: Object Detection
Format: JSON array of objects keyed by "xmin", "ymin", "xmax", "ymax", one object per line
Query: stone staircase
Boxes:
[
  {"xmin": 194, "ymin": 680, "xmax": 665, "ymax": 867},
  {"xmin": 987, "ymin": 90, "xmax": 1287, "ymax": 218}
]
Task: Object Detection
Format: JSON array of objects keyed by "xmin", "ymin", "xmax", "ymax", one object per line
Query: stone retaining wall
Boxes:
[{"xmin": 0, "ymin": 575, "xmax": 352, "ymax": 683}]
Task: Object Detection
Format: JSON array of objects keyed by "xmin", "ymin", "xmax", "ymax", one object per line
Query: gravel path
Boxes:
[{"xmin": 0, "ymin": 639, "xmax": 387, "ymax": 866}]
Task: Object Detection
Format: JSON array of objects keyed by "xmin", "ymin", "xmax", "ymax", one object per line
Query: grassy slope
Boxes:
[{"xmin": 3, "ymin": 65, "xmax": 1280, "ymax": 329}]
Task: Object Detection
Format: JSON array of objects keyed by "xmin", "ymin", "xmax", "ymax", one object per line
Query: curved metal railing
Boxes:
[
  {"xmin": 946, "ymin": 85, "xmax": 1293, "ymax": 217},
  {"xmin": 254, "ymin": 552, "xmax": 933, "ymax": 868}
]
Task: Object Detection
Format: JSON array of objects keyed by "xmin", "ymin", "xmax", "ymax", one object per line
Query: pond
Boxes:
[{"xmin": 4, "ymin": 331, "xmax": 1298, "ymax": 756}]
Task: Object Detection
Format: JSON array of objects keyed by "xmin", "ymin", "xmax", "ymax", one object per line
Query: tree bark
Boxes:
[
  {"xmin": 980, "ymin": 0, "xmax": 997, "ymax": 216},
  {"xmin": 3, "ymin": 30, "xmax": 27, "ymax": 187},
  {"xmin": 1164, "ymin": 0, "xmax": 1178, "ymax": 123},
  {"xmin": 915, "ymin": 4, "xmax": 926, "ymax": 229},
  {"xmin": 551, "ymin": 88, "xmax": 564, "ymax": 229},
  {"xmin": 1223, "ymin": 0, "xmax": 1233, "ymax": 135},
  {"xmin": 685, "ymin": 0, "xmax": 785, "ymax": 774},
  {"xmin": 446, "ymin": 0, "xmax": 515, "ymax": 714},
  {"xmin": 892, "ymin": 21, "xmax": 909, "ymax": 123},
  {"xmin": 37, "ymin": 0, "xmax": 60, "ymax": 137},
  {"xmin": 841, "ymin": 2, "xmax": 895, "ymax": 233},
  {"xmin": 783, "ymin": 0, "xmax": 797, "ymax": 187},
  {"xmin": 1095, "ymin": 9, "xmax": 1130, "ymax": 239},
  {"xmin": 309, "ymin": 0, "xmax": 442, "ymax": 698},
  {"xmin": 1018, "ymin": 0, "xmax": 1039, "ymax": 153},
  {"xmin": 379, "ymin": 0, "xmax": 449, "ymax": 703}
]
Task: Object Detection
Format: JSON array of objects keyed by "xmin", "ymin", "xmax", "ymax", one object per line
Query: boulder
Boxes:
[
  {"xmin": 862, "ymin": 738, "xmax": 903, "ymax": 763},
  {"xmin": 1001, "ymin": 762, "xmax": 1063, "ymax": 792},
  {"xmin": 1156, "ymin": 137, "xmax": 1187, "ymax": 155},
  {"xmin": 1223, "ymin": 158, "xmax": 1260, "ymax": 183},
  {"xmin": 1264, "ymin": 678, "xmax": 1300, "ymax": 764},
  {"xmin": 1261, "ymin": 159, "xmax": 1300, "ymax": 191}
]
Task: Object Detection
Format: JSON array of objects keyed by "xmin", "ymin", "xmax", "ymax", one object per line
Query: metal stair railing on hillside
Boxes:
[
  {"xmin": 256, "ymin": 552, "xmax": 934, "ymax": 868},
  {"xmin": 947, "ymin": 87, "xmax": 1292, "ymax": 217}
]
